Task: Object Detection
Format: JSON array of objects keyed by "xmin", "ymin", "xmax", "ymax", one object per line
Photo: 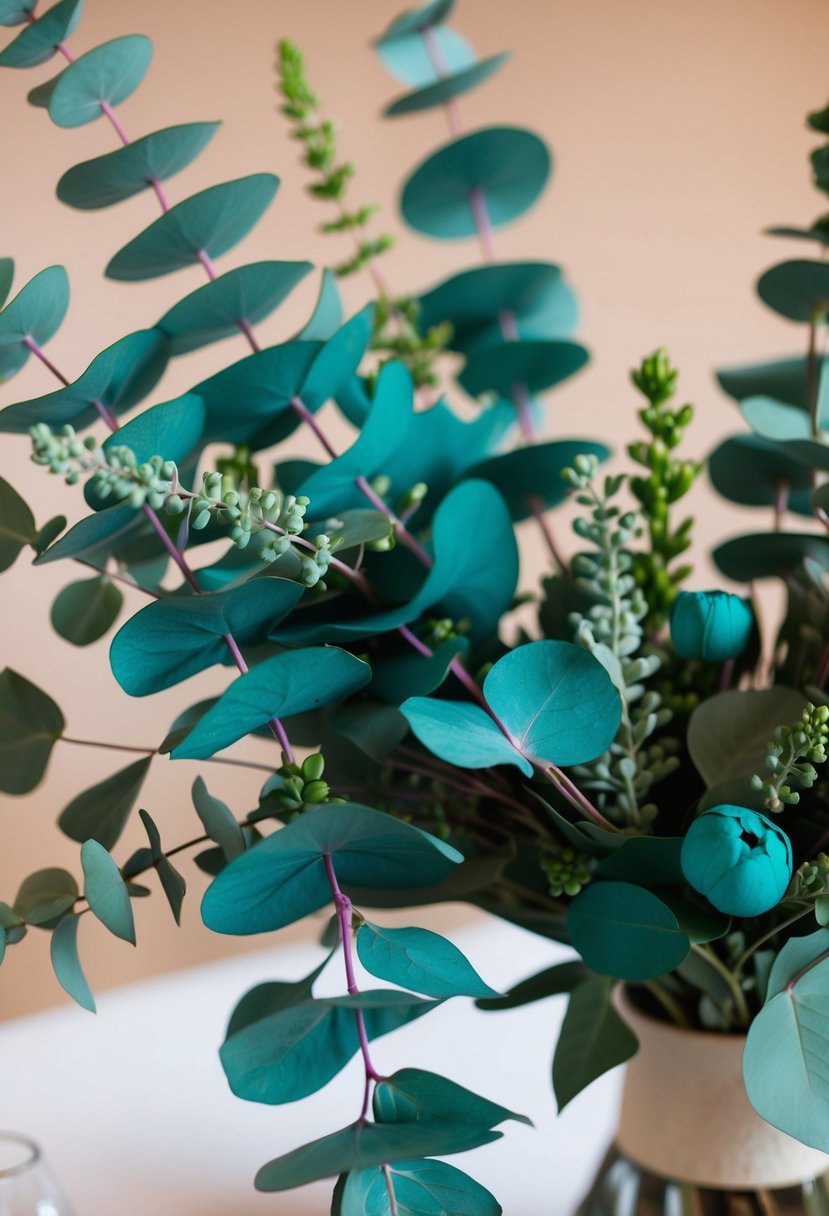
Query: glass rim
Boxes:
[{"xmin": 0, "ymin": 1132, "xmax": 40, "ymax": 1178}]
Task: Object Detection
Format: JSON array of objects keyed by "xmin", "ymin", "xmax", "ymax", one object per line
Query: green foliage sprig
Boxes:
[{"xmin": 751, "ymin": 702, "xmax": 829, "ymax": 811}]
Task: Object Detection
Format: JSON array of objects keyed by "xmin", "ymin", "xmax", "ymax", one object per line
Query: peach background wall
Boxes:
[{"xmin": 0, "ymin": 0, "xmax": 827, "ymax": 1019}]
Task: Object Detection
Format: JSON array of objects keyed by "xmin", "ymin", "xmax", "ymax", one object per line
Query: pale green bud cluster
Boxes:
[
  {"xmin": 752, "ymin": 703, "xmax": 829, "ymax": 811},
  {"xmin": 256, "ymin": 753, "xmax": 346, "ymax": 815},
  {"xmin": 792, "ymin": 852, "xmax": 829, "ymax": 898},
  {"xmin": 542, "ymin": 847, "xmax": 593, "ymax": 899}
]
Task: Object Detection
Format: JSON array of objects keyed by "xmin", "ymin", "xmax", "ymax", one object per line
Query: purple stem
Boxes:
[
  {"xmin": 355, "ymin": 475, "xmax": 433, "ymax": 566},
  {"xmin": 290, "ymin": 396, "xmax": 340, "ymax": 460},
  {"xmin": 23, "ymin": 336, "xmax": 69, "ymax": 386},
  {"xmin": 323, "ymin": 852, "xmax": 380, "ymax": 1121},
  {"xmin": 397, "ymin": 623, "xmax": 433, "ymax": 658},
  {"xmin": 718, "ymin": 658, "xmax": 735, "ymax": 692}
]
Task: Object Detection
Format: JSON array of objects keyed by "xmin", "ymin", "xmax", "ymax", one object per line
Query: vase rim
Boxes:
[{"xmin": 0, "ymin": 1132, "xmax": 40, "ymax": 1179}]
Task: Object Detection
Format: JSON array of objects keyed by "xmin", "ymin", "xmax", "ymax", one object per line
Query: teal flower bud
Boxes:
[
  {"xmin": 670, "ymin": 590, "xmax": 753, "ymax": 662},
  {"xmin": 681, "ymin": 805, "xmax": 793, "ymax": 917}
]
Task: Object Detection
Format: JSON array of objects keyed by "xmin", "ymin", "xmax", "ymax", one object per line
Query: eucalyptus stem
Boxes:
[
  {"xmin": 691, "ymin": 944, "xmax": 751, "ymax": 1028},
  {"xmin": 642, "ymin": 979, "xmax": 692, "ymax": 1028},
  {"xmin": 733, "ymin": 905, "xmax": 814, "ymax": 977}
]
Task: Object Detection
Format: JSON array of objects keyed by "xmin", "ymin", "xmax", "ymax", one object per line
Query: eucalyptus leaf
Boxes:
[
  {"xmin": 80, "ymin": 839, "xmax": 135, "ymax": 944},
  {"xmin": 376, "ymin": 8, "xmax": 470, "ymax": 89},
  {"xmin": 50, "ymin": 914, "xmax": 96, "ymax": 1012},
  {"xmin": 552, "ymin": 975, "xmax": 638, "ymax": 1110},
  {"xmin": 58, "ymin": 755, "xmax": 152, "ymax": 850},
  {"xmin": 106, "ymin": 174, "xmax": 280, "ymax": 281},
  {"xmin": 33, "ymin": 34, "xmax": 152, "ymax": 127},
  {"xmin": 0, "ymin": 668, "xmax": 64, "ymax": 794},
  {"xmin": 0, "ymin": 257, "xmax": 13, "ymax": 308},
  {"xmin": 707, "ymin": 434, "xmax": 812, "ymax": 516},
  {"xmin": 0, "ymin": 475, "xmax": 35, "ymax": 570},
  {"xmin": 57, "ymin": 121, "xmax": 221, "ymax": 209},
  {"xmin": 342, "ymin": 1160, "xmax": 502, "ymax": 1216},
  {"xmin": 469, "ymin": 440, "xmax": 609, "ymax": 521},
  {"xmin": 370, "ymin": 638, "xmax": 467, "ymax": 703},
  {"xmin": 460, "ymin": 338, "xmax": 589, "ymax": 399},
  {"xmin": 0, "ymin": 0, "xmax": 36, "ymax": 26},
  {"xmin": 757, "ymin": 259, "xmax": 829, "ymax": 323},
  {"xmin": 0, "ymin": 265, "xmax": 69, "ymax": 376},
  {"xmin": 477, "ymin": 960, "xmax": 590, "ymax": 1011},
  {"xmin": 567, "ymin": 881, "xmax": 690, "ymax": 981},
  {"xmin": 356, "ymin": 922, "xmax": 498, "ymax": 998},
  {"xmin": 50, "ymin": 576, "xmax": 122, "ymax": 646},
  {"xmin": 739, "ymin": 396, "xmax": 812, "ymax": 442},
  {"xmin": 14, "ymin": 867, "xmax": 78, "ymax": 925},
  {"xmin": 138, "ymin": 810, "xmax": 186, "ymax": 925},
  {"xmin": 201, "ymin": 802, "xmax": 462, "ymax": 935},
  {"xmin": 191, "ymin": 777, "xmax": 244, "ymax": 861},
  {"xmin": 296, "ymin": 268, "xmax": 342, "ymax": 340},
  {"xmin": 384, "ymin": 51, "xmax": 510, "ymax": 117},
  {"xmin": 687, "ymin": 687, "xmax": 807, "ymax": 787},
  {"xmin": 255, "ymin": 1121, "xmax": 500, "ymax": 1192},
  {"xmin": 400, "ymin": 698, "xmax": 531, "ymax": 774},
  {"xmin": 373, "ymin": 1066, "xmax": 531, "ymax": 1128},
  {"xmin": 713, "ymin": 532, "xmax": 829, "ymax": 582},
  {"xmin": 401, "ymin": 126, "xmax": 551, "ymax": 239},
  {"xmin": 0, "ymin": 0, "xmax": 81, "ymax": 68},
  {"xmin": 717, "ymin": 354, "xmax": 810, "ymax": 411},
  {"xmin": 34, "ymin": 504, "xmax": 144, "ymax": 566}
]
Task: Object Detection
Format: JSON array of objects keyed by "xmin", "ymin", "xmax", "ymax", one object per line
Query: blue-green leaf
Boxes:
[
  {"xmin": 0, "ymin": 257, "xmax": 13, "ymax": 307},
  {"xmin": 138, "ymin": 809, "xmax": 186, "ymax": 925},
  {"xmin": 567, "ymin": 881, "xmax": 690, "ymax": 981},
  {"xmin": 57, "ymin": 121, "xmax": 221, "ymax": 209},
  {"xmin": 384, "ymin": 51, "xmax": 510, "ymax": 117},
  {"xmin": 370, "ymin": 638, "xmax": 467, "ymax": 704},
  {"xmin": 171, "ymin": 648, "xmax": 371, "ymax": 759},
  {"xmin": 103, "ymin": 390, "xmax": 204, "ymax": 468},
  {"xmin": 0, "ymin": 0, "xmax": 81, "ymax": 68},
  {"xmin": 201, "ymin": 802, "xmax": 462, "ymax": 935},
  {"xmin": 300, "ymin": 306, "xmax": 374, "ymax": 412},
  {"xmin": 376, "ymin": 10, "xmax": 471, "ymax": 88},
  {"xmin": 158, "ymin": 260, "xmax": 312, "ymax": 355},
  {"xmin": 708, "ymin": 434, "xmax": 812, "ymax": 516},
  {"xmin": 460, "ymin": 338, "xmax": 588, "ymax": 399},
  {"xmin": 194, "ymin": 340, "xmax": 319, "ymax": 447},
  {"xmin": 357, "ymin": 922, "xmax": 497, "ymax": 998},
  {"xmin": 191, "ymin": 776, "xmax": 244, "ymax": 861},
  {"xmin": 373, "ymin": 1066, "xmax": 530, "ymax": 1128},
  {"xmin": 418, "ymin": 261, "xmax": 579, "ymax": 353},
  {"xmin": 717, "ymin": 354, "xmax": 810, "ymax": 410},
  {"xmin": 0, "ymin": 475, "xmax": 36, "ymax": 570},
  {"xmin": 80, "ymin": 839, "xmax": 135, "ymax": 944},
  {"xmin": 401, "ymin": 699, "xmax": 532, "ymax": 775},
  {"xmin": 0, "ymin": 328, "xmax": 169, "ymax": 433},
  {"xmin": 105, "ymin": 174, "xmax": 280, "ymax": 281},
  {"xmin": 342, "ymin": 1160, "xmax": 502, "ymax": 1216},
  {"xmin": 110, "ymin": 579, "xmax": 303, "ymax": 696},
  {"xmin": 255, "ymin": 1121, "xmax": 501, "ymax": 1192},
  {"xmin": 477, "ymin": 960, "xmax": 590, "ymax": 1011},
  {"xmin": 50, "ymin": 913, "xmax": 95, "ymax": 1012},
  {"xmin": 0, "ymin": 668, "xmax": 64, "ymax": 794},
  {"xmin": 757, "ymin": 259, "xmax": 829, "ymax": 323},
  {"xmin": 34, "ymin": 504, "xmax": 142, "ymax": 565},
  {"xmin": 401, "ymin": 127, "xmax": 551, "ymax": 240},
  {"xmin": 50, "ymin": 575, "xmax": 123, "ymax": 646},
  {"xmin": 58, "ymin": 755, "xmax": 152, "ymax": 849},
  {"xmin": 0, "ymin": 265, "xmax": 69, "ymax": 377},
  {"xmin": 14, "ymin": 867, "xmax": 78, "ymax": 925},
  {"xmin": 221, "ymin": 990, "xmax": 435, "ymax": 1106},
  {"xmin": 739, "ymin": 396, "xmax": 812, "ymax": 442},
  {"xmin": 484, "ymin": 640, "xmax": 622, "ymax": 766},
  {"xmin": 552, "ymin": 975, "xmax": 638, "ymax": 1110},
  {"xmin": 296, "ymin": 268, "xmax": 342, "ymax": 340},
  {"xmin": 30, "ymin": 34, "xmax": 152, "ymax": 126},
  {"xmin": 469, "ymin": 440, "xmax": 609, "ymax": 521},
  {"xmin": 0, "ymin": 0, "xmax": 36, "ymax": 26},
  {"xmin": 713, "ymin": 532, "xmax": 829, "ymax": 582}
]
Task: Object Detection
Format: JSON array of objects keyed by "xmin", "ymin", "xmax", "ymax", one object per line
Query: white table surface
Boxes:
[{"xmin": 0, "ymin": 920, "xmax": 621, "ymax": 1215}]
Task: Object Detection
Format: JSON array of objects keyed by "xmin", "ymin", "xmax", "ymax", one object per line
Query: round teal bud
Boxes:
[
  {"xmin": 681, "ymin": 805, "xmax": 793, "ymax": 917},
  {"xmin": 670, "ymin": 590, "xmax": 754, "ymax": 662}
]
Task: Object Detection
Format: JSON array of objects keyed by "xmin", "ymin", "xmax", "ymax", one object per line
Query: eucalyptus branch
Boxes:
[{"xmin": 750, "ymin": 702, "xmax": 829, "ymax": 811}]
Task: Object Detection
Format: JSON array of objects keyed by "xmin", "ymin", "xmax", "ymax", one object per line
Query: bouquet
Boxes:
[{"xmin": 2, "ymin": 1, "xmax": 829, "ymax": 1211}]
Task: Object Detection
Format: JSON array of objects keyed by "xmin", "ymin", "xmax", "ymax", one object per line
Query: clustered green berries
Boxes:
[
  {"xmin": 793, "ymin": 852, "xmax": 829, "ymax": 897},
  {"xmin": 260, "ymin": 753, "xmax": 344, "ymax": 813},
  {"xmin": 542, "ymin": 847, "xmax": 593, "ymax": 898},
  {"xmin": 752, "ymin": 702, "xmax": 829, "ymax": 811}
]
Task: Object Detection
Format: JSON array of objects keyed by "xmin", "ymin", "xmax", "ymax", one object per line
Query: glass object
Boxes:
[
  {"xmin": 576, "ymin": 991, "xmax": 829, "ymax": 1216},
  {"xmin": 0, "ymin": 1133, "xmax": 75, "ymax": 1215}
]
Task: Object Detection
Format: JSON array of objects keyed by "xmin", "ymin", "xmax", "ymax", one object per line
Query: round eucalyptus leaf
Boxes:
[
  {"xmin": 158, "ymin": 260, "xmax": 312, "ymax": 355},
  {"xmin": 781, "ymin": 437, "xmax": 829, "ymax": 473},
  {"xmin": 35, "ymin": 34, "xmax": 152, "ymax": 127},
  {"xmin": 0, "ymin": 0, "xmax": 36, "ymax": 26},
  {"xmin": 460, "ymin": 338, "xmax": 588, "ymax": 399},
  {"xmin": 343, "ymin": 1160, "xmax": 501, "ymax": 1216},
  {"xmin": 757, "ymin": 259, "xmax": 829, "ymax": 323},
  {"xmin": 0, "ymin": 258, "xmax": 13, "ymax": 309},
  {"xmin": 50, "ymin": 575, "xmax": 123, "ymax": 646},
  {"xmin": 14, "ymin": 868, "xmax": 78, "ymax": 926},
  {"xmin": 58, "ymin": 755, "xmax": 151, "ymax": 849},
  {"xmin": 0, "ymin": 328, "xmax": 169, "ymax": 433},
  {"xmin": 376, "ymin": 20, "xmax": 471, "ymax": 89},
  {"xmin": 713, "ymin": 532, "xmax": 829, "ymax": 582},
  {"xmin": 295, "ymin": 268, "xmax": 342, "ymax": 341},
  {"xmin": 568, "ymin": 881, "xmax": 690, "ymax": 981},
  {"xmin": 81, "ymin": 840, "xmax": 135, "ymax": 944},
  {"xmin": 384, "ymin": 52, "xmax": 510, "ymax": 118},
  {"xmin": 195, "ymin": 340, "xmax": 320, "ymax": 448},
  {"xmin": 0, "ymin": 0, "xmax": 81, "ymax": 67},
  {"xmin": 717, "ymin": 354, "xmax": 809, "ymax": 410},
  {"xmin": 57, "ymin": 121, "xmax": 221, "ymax": 209},
  {"xmin": 418, "ymin": 261, "xmax": 578, "ymax": 353},
  {"xmin": 468, "ymin": 439, "xmax": 610, "ymax": 520},
  {"xmin": 739, "ymin": 395, "xmax": 812, "ymax": 442},
  {"xmin": 401, "ymin": 126, "xmax": 551, "ymax": 239},
  {"xmin": 0, "ymin": 476, "xmax": 35, "ymax": 571},
  {"xmin": 102, "ymin": 391, "xmax": 204, "ymax": 468},
  {"xmin": 376, "ymin": 0, "xmax": 456, "ymax": 47},
  {"xmin": 708, "ymin": 434, "xmax": 813, "ymax": 516},
  {"xmin": 300, "ymin": 306, "xmax": 374, "ymax": 411},
  {"xmin": 687, "ymin": 687, "xmax": 808, "ymax": 789},
  {"xmin": 0, "ymin": 264, "xmax": 68, "ymax": 366},
  {"xmin": 0, "ymin": 668, "xmax": 64, "ymax": 794},
  {"xmin": 105, "ymin": 173, "xmax": 280, "ymax": 281}
]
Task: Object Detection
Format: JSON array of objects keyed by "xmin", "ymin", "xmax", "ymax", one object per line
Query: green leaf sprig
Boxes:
[{"xmin": 751, "ymin": 701, "xmax": 829, "ymax": 811}]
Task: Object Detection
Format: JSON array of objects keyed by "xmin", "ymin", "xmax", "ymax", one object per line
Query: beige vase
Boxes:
[{"xmin": 614, "ymin": 989, "xmax": 829, "ymax": 1190}]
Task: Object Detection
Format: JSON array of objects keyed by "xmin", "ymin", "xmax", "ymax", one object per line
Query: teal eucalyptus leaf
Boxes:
[
  {"xmin": 29, "ymin": 34, "xmax": 152, "ymax": 127},
  {"xmin": 0, "ymin": 476, "xmax": 36, "ymax": 570},
  {"xmin": 14, "ymin": 867, "xmax": 78, "ymax": 925},
  {"xmin": 708, "ymin": 434, "xmax": 813, "ymax": 515},
  {"xmin": 418, "ymin": 261, "xmax": 579, "ymax": 353},
  {"xmin": 110, "ymin": 579, "xmax": 304, "ymax": 696},
  {"xmin": 717, "ymin": 354, "xmax": 810, "ymax": 410},
  {"xmin": 34, "ymin": 504, "xmax": 143, "ymax": 565},
  {"xmin": 567, "ymin": 882, "xmax": 690, "ymax": 981},
  {"xmin": 373, "ymin": 1066, "xmax": 530, "ymax": 1128},
  {"xmin": 764, "ymin": 928, "xmax": 829, "ymax": 998},
  {"xmin": 739, "ymin": 396, "xmax": 812, "ymax": 442},
  {"xmin": 50, "ymin": 576, "xmax": 123, "ymax": 646},
  {"xmin": 57, "ymin": 121, "xmax": 221, "ymax": 208},
  {"xmin": 0, "ymin": 265, "xmax": 69, "ymax": 376},
  {"xmin": 80, "ymin": 839, "xmax": 135, "ymax": 944},
  {"xmin": 171, "ymin": 648, "xmax": 371, "ymax": 759},
  {"xmin": 102, "ymin": 390, "xmax": 204, "ymax": 467},
  {"xmin": 0, "ymin": 328, "xmax": 169, "ymax": 433},
  {"xmin": 356, "ymin": 922, "xmax": 498, "ymax": 998},
  {"xmin": 477, "ymin": 960, "xmax": 590, "ymax": 1011},
  {"xmin": 138, "ymin": 809, "xmax": 186, "ymax": 925},
  {"xmin": 0, "ymin": 0, "xmax": 81, "ymax": 68},
  {"xmin": 757, "ymin": 259, "xmax": 829, "ymax": 323},
  {"xmin": 0, "ymin": 0, "xmax": 36, "ymax": 25},
  {"xmin": 105, "ymin": 174, "xmax": 279, "ymax": 281},
  {"xmin": 58, "ymin": 755, "xmax": 152, "ymax": 849},
  {"xmin": 376, "ymin": 15, "xmax": 471, "ymax": 90},
  {"xmin": 469, "ymin": 440, "xmax": 609, "ymax": 520},
  {"xmin": 195, "ymin": 340, "xmax": 320, "ymax": 447},
  {"xmin": 319, "ymin": 510, "xmax": 392, "ymax": 551},
  {"xmin": 296, "ymin": 268, "xmax": 343, "ymax": 341},
  {"xmin": 299, "ymin": 306, "xmax": 374, "ymax": 412},
  {"xmin": 552, "ymin": 975, "xmax": 638, "ymax": 1110},
  {"xmin": 191, "ymin": 776, "xmax": 244, "ymax": 861},
  {"xmin": 50, "ymin": 914, "xmax": 95, "ymax": 1012},
  {"xmin": 255, "ymin": 1121, "xmax": 500, "ymax": 1192},
  {"xmin": 384, "ymin": 51, "xmax": 511, "ymax": 117},
  {"xmin": 370, "ymin": 637, "xmax": 467, "ymax": 703},
  {"xmin": 201, "ymin": 802, "xmax": 462, "ymax": 935},
  {"xmin": 401, "ymin": 127, "xmax": 551, "ymax": 239},
  {"xmin": 0, "ymin": 257, "xmax": 13, "ymax": 308},
  {"xmin": 713, "ymin": 531, "xmax": 829, "ymax": 582},
  {"xmin": 158, "ymin": 260, "xmax": 313, "ymax": 355},
  {"xmin": 342, "ymin": 1160, "xmax": 502, "ymax": 1216},
  {"xmin": 401, "ymin": 699, "xmax": 531, "ymax": 774},
  {"xmin": 460, "ymin": 338, "xmax": 588, "ymax": 399},
  {"xmin": 0, "ymin": 668, "xmax": 64, "ymax": 794}
]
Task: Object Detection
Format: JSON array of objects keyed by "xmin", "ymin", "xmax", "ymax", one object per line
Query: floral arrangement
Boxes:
[{"xmin": 2, "ymin": 0, "xmax": 829, "ymax": 1211}]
